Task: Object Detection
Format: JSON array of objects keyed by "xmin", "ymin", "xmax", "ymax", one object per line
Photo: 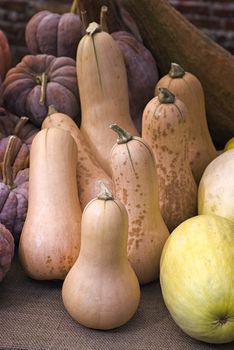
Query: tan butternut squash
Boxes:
[
  {"xmin": 19, "ymin": 127, "xmax": 82, "ymax": 280},
  {"xmin": 155, "ymin": 63, "xmax": 217, "ymax": 184},
  {"xmin": 77, "ymin": 22, "xmax": 139, "ymax": 176},
  {"xmin": 142, "ymin": 88, "xmax": 197, "ymax": 232},
  {"xmin": 62, "ymin": 183, "xmax": 140, "ymax": 330},
  {"xmin": 110, "ymin": 124, "xmax": 169, "ymax": 284},
  {"xmin": 42, "ymin": 107, "xmax": 113, "ymax": 210}
]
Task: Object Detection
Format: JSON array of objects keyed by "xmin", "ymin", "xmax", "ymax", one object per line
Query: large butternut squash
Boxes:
[
  {"xmin": 19, "ymin": 128, "xmax": 82, "ymax": 280},
  {"xmin": 142, "ymin": 88, "xmax": 197, "ymax": 232},
  {"xmin": 77, "ymin": 22, "xmax": 138, "ymax": 175},
  {"xmin": 62, "ymin": 183, "xmax": 140, "ymax": 329},
  {"xmin": 42, "ymin": 107, "xmax": 113, "ymax": 210},
  {"xmin": 110, "ymin": 124, "xmax": 169, "ymax": 284},
  {"xmin": 155, "ymin": 62, "xmax": 217, "ymax": 184}
]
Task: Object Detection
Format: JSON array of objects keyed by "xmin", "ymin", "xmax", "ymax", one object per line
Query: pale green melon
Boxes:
[{"xmin": 160, "ymin": 214, "xmax": 234, "ymax": 344}]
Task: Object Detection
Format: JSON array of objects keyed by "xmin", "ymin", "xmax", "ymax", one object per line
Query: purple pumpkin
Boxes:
[
  {"xmin": 0, "ymin": 222, "xmax": 14, "ymax": 282},
  {"xmin": 0, "ymin": 136, "xmax": 29, "ymax": 243},
  {"xmin": 25, "ymin": 10, "xmax": 84, "ymax": 60},
  {"xmin": 3, "ymin": 54, "xmax": 80, "ymax": 127}
]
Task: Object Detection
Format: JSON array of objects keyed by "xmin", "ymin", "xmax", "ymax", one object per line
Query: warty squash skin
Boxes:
[
  {"xmin": 155, "ymin": 63, "xmax": 217, "ymax": 184},
  {"xmin": 142, "ymin": 88, "xmax": 197, "ymax": 232},
  {"xmin": 110, "ymin": 124, "xmax": 169, "ymax": 284},
  {"xmin": 19, "ymin": 128, "xmax": 82, "ymax": 280},
  {"xmin": 77, "ymin": 22, "xmax": 139, "ymax": 176},
  {"xmin": 42, "ymin": 108, "xmax": 113, "ymax": 210},
  {"xmin": 62, "ymin": 184, "xmax": 140, "ymax": 330}
]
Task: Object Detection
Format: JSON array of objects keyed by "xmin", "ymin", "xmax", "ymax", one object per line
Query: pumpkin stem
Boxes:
[
  {"xmin": 110, "ymin": 123, "xmax": 133, "ymax": 144},
  {"xmin": 158, "ymin": 87, "xmax": 175, "ymax": 104},
  {"xmin": 100, "ymin": 5, "xmax": 109, "ymax": 33},
  {"xmin": 97, "ymin": 181, "xmax": 113, "ymax": 200},
  {"xmin": 86, "ymin": 22, "xmax": 102, "ymax": 35},
  {"xmin": 70, "ymin": 0, "xmax": 79, "ymax": 14},
  {"xmin": 47, "ymin": 105, "xmax": 58, "ymax": 116},
  {"xmin": 36, "ymin": 72, "xmax": 48, "ymax": 105},
  {"xmin": 169, "ymin": 63, "xmax": 185, "ymax": 78},
  {"xmin": 13, "ymin": 116, "xmax": 29, "ymax": 137},
  {"xmin": 2, "ymin": 136, "xmax": 18, "ymax": 189}
]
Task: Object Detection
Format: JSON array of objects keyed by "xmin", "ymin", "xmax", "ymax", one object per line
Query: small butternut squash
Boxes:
[
  {"xmin": 142, "ymin": 87, "xmax": 197, "ymax": 232},
  {"xmin": 110, "ymin": 124, "xmax": 169, "ymax": 284},
  {"xmin": 42, "ymin": 107, "xmax": 113, "ymax": 210},
  {"xmin": 155, "ymin": 63, "xmax": 217, "ymax": 184},
  {"xmin": 62, "ymin": 183, "xmax": 140, "ymax": 330},
  {"xmin": 77, "ymin": 22, "xmax": 138, "ymax": 176},
  {"xmin": 19, "ymin": 128, "xmax": 82, "ymax": 280}
]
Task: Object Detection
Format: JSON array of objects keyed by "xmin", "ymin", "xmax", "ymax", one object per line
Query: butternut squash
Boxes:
[
  {"xmin": 19, "ymin": 128, "xmax": 82, "ymax": 280},
  {"xmin": 142, "ymin": 88, "xmax": 197, "ymax": 232},
  {"xmin": 77, "ymin": 22, "xmax": 139, "ymax": 176},
  {"xmin": 122, "ymin": 0, "xmax": 234, "ymax": 148},
  {"xmin": 42, "ymin": 107, "xmax": 113, "ymax": 210},
  {"xmin": 110, "ymin": 124, "xmax": 169, "ymax": 284},
  {"xmin": 155, "ymin": 63, "xmax": 217, "ymax": 184},
  {"xmin": 62, "ymin": 183, "xmax": 140, "ymax": 330}
]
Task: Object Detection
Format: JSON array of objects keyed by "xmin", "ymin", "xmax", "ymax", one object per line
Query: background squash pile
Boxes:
[{"xmin": 0, "ymin": 0, "xmax": 234, "ymax": 345}]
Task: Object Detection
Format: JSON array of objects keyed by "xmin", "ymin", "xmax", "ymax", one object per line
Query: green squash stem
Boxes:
[
  {"xmin": 110, "ymin": 123, "xmax": 133, "ymax": 144},
  {"xmin": 158, "ymin": 87, "xmax": 175, "ymax": 104},
  {"xmin": 169, "ymin": 62, "xmax": 185, "ymax": 78}
]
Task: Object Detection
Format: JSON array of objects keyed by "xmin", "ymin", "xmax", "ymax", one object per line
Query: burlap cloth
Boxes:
[{"xmin": 0, "ymin": 251, "xmax": 233, "ymax": 350}]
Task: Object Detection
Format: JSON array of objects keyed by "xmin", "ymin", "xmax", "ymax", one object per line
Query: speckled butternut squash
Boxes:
[
  {"xmin": 110, "ymin": 124, "xmax": 169, "ymax": 284},
  {"xmin": 142, "ymin": 88, "xmax": 197, "ymax": 232}
]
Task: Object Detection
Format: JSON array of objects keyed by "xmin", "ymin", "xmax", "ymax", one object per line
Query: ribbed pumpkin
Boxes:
[{"xmin": 0, "ymin": 30, "xmax": 11, "ymax": 81}]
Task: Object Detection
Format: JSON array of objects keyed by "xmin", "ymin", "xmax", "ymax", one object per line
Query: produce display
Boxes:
[{"xmin": 0, "ymin": 0, "xmax": 233, "ymax": 346}]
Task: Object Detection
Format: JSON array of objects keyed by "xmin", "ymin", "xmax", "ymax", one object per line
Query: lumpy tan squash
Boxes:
[{"xmin": 19, "ymin": 128, "xmax": 82, "ymax": 280}]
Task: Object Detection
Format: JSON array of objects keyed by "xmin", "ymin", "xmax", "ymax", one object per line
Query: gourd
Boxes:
[
  {"xmin": 19, "ymin": 128, "xmax": 82, "ymax": 280},
  {"xmin": 198, "ymin": 149, "xmax": 234, "ymax": 222},
  {"xmin": 160, "ymin": 214, "xmax": 234, "ymax": 344},
  {"xmin": 3, "ymin": 54, "xmax": 80, "ymax": 127},
  {"xmin": 77, "ymin": 21, "xmax": 138, "ymax": 176},
  {"xmin": 110, "ymin": 124, "xmax": 169, "ymax": 284},
  {"xmin": 142, "ymin": 87, "xmax": 197, "ymax": 232},
  {"xmin": 122, "ymin": 0, "xmax": 234, "ymax": 148},
  {"xmin": 42, "ymin": 107, "xmax": 113, "ymax": 210},
  {"xmin": 62, "ymin": 183, "xmax": 140, "ymax": 330},
  {"xmin": 25, "ymin": 1, "xmax": 84, "ymax": 59},
  {"xmin": 155, "ymin": 63, "xmax": 217, "ymax": 184},
  {"xmin": 0, "ymin": 222, "xmax": 14, "ymax": 282},
  {"xmin": 0, "ymin": 136, "xmax": 29, "ymax": 243},
  {"xmin": 0, "ymin": 30, "xmax": 11, "ymax": 81}
]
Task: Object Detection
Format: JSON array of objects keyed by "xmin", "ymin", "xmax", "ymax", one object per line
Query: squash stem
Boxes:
[
  {"xmin": 97, "ymin": 181, "xmax": 113, "ymax": 200},
  {"xmin": 158, "ymin": 87, "xmax": 175, "ymax": 104},
  {"xmin": 36, "ymin": 72, "xmax": 48, "ymax": 105},
  {"xmin": 110, "ymin": 123, "xmax": 133, "ymax": 144},
  {"xmin": 100, "ymin": 5, "xmax": 109, "ymax": 33},
  {"xmin": 2, "ymin": 136, "xmax": 17, "ymax": 189},
  {"xmin": 81, "ymin": 10, "xmax": 88, "ymax": 30},
  {"xmin": 86, "ymin": 22, "xmax": 102, "ymax": 35},
  {"xmin": 70, "ymin": 0, "xmax": 79, "ymax": 14},
  {"xmin": 13, "ymin": 116, "xmax": 29, "ymax": 137},
  {"xmin": 169, "ymin": 63, "xmax": 185, "ymax": 78},
  {"xmin": 47, "ymin": 105, "xmax": 58, "ymax": 116}
]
